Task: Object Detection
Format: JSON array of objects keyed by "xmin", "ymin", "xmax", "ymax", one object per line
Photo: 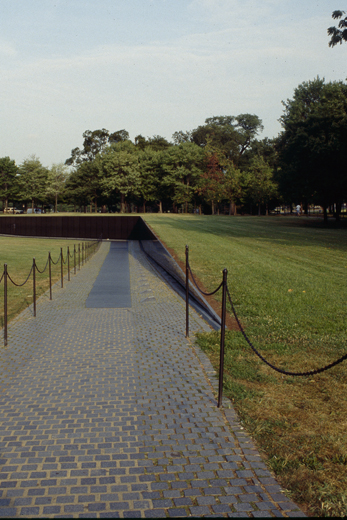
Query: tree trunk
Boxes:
[
  {"xmin": 323, "ymin": 206, "xmax": 328, "ymax": 223},
  {"xmin": 258, "ymin": 204, "xmax": 261, "ymax": 216},
  {"xmin": 199, "ymin": 204, "xmax": 202, "ymax": 215},
  {"xmin": 55, "ymin": 194, "xmax": 58, "ymax": 213},
  {"xmin": 159, "ymin": 201, "xmax": 163, "ymax": 213},
  {"xmin": 211, "ymin": 201, "xmax": 214, "ymax": 215},
  {"xmin": 32, "ymin": 199, "xmax": 35, "ymax": 212},
  {"xmin": 266, "ymin": 203, "xmax": 269, "ymax": 216},
  {"xmin": 336, "ymin": 202, "xmax": 342, "ymax": 222},
  {"xmin": 229, "ymin": 201, "xmax": 232, "ymax": 215},
  {"xmin": 143, "ymin": 201, "xmax": 146, "ymax": 213}
]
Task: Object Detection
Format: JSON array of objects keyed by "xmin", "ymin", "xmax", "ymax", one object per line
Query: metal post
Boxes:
[
  {"xmin": 67, "ymin": 246, "xmax": 70, "ymax": 281},
  {"xmin": 4, "ymin": 264, "xmax": 7, "ymax": 346},
  {"xmin": 218, "ymin": 268, "xmax": 228, "ymax": 408},
  {"xmin": 82, "ymin": 242, "xmax": 84, "ymax": 266},
  {"xmin": 60, "ymin": 247, "xmax": 63, "ymax": 288},
  {"xmin": 185, "ymin": 245, "xmax": 189, "ymax": 338},
  {"xmin": 74, "ymin": 245, "xmax": 76, "ymax": 274},
  {"xmin": 49, "ymin": 252, "xmax": 52, "ymax": 300},
  {"xmin": 78, "ymin": 244, "xmax": 81, "ymax": 270},
  {"xmin": 33, "ymin": 258, "xmax": 36, "ymax": 317}
]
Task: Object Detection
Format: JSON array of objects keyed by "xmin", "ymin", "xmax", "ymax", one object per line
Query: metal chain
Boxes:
[
  {"xmin": 226, "ymin": 285, "xmax": 347, "ymax": 377},
  {"xmin": 188, "ymin": 262, "xmax": 223, "ymax": 296},
  {"xmin": 35, "ymin": 257, "xmax": 49, "ymax": 274},
  {"xmin": 7, "ymin": 265, "xmax": 34, "ymax": 287},
  {"xmin": 50, "ymin": 253, "xmax": 61, "ymax": 265}
]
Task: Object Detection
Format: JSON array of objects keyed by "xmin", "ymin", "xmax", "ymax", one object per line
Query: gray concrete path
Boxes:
[{"xmin": 0, "ymin": 242, "xmax": 304, "ymax": 518}]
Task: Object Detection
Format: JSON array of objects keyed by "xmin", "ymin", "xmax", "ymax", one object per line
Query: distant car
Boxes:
[{"xmin": 27, "ymin": 208, "xmax": 44, "ymax": 214}]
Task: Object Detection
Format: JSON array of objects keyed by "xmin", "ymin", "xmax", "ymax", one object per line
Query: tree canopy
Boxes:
[
  {"xmin": 277, "ymin": 77, "xmax": 347, "ymax": 220},
  {"xmin": 328, "ymin": 10, "xmax": 347, "ymax": 47}
]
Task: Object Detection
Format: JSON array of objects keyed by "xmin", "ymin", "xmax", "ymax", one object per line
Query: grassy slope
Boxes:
[
  {"xmin": 144, "ymin": 214, "xmax": 347, "ymax": 517},
  {"xmin": 0, "ymin": 237, "xmax": 92, "ymax": 324}
]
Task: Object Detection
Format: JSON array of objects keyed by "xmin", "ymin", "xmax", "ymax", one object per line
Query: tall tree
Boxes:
[
  {"xmin": 0, "ymin": 157, "xmax": 18, "ymax": 211},
  {"xmin": 328, "ymin": 10, "xmax": 347, "ymax": 46},
  {"xmin": 277, "ymin": 77, "xmax": 347, "ymax": 220},
  {"xmin": 66, "ymin": 128, "xmax": 130, "ymax": 166},
  {"xmin": 198, "ymin": 153, "xmax": 225, "ymax": 215},
  {"xmin": 46, "ymin": 163, "xmax": 70, "ymax": 212},
  {"xmin": 18, "ymin": 156, "xmax": 49, "ymax": 211},
  {"xmin": 243, "ymin": 156, "xmax": 277, "ymax": 215},
  {"xmin": 161, "ymin": 142, "xmax": 205, "ymax": 213},
  {"xmin": 99, "ymin": 141, "xmax": 140, "ymax": 213},
  {"xmin": 191, "ymin": 114, "xmax": 263, "ymax": 167},
  {"xmin": 138, "ymin": 149, "xmax": 163, "ymax": 213}
]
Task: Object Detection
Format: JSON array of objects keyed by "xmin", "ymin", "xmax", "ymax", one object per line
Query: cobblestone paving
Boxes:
[{"xmin": 0, "ymin": 241, "xmax": 305, "ymax": 518}]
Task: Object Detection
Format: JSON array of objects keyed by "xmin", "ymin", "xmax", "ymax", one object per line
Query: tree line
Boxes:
[{"xmin": 1, "ymin": 77, "xmax": 347, "ymax": 220}]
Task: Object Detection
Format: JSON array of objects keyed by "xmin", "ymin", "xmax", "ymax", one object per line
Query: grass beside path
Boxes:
[
  {"xmin": 0, "ymin": 237, "xmax": 94, "ymax": 325},
  {"xmin": 144, "ymin": 214, "xmax": 347, "ymax": 517}
]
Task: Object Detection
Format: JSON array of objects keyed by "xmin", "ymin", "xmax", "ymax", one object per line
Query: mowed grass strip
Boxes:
[
  {"xmin": 144, "ymin": 214, "xmax": 347, "ymax": 517},
  {"xmin": 0, "ymin": 237, "xmax": 94, "ymax": 325}
]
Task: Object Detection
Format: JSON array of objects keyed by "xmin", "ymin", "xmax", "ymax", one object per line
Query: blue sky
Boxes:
[{"xmin": 0, "ymin": 0, "xmax": 344, "ymax": 167}]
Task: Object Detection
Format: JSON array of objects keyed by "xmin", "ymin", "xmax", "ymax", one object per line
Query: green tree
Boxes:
[
  {"xmin": 46, "ymin": 163, "xmax": 69, "ymax": 212},
  {"xmin": 328, "ymin": 10, "xmax": 347, "ymax": 47},
  {"xmin": 161, "ymin": 142, "xmax": 205, "ymax": 213},
  {"xmin": 66, "ymin": 128, "xmax": 131, "ymax": 166},
  {"xmin": 224, "ymin": 162, "xmax": 242, "ymax": 215},
  {"xmin": 192, "ymin": 114, "xmax": 263, "ymax": 167},
  {"xmin": 65, "ymin": 160, "xmax": 103, "ymax": 212},
  {"xmin": 198, "ymin": 153, "xmax": 225, "ymax": 215},
  {"xmin": 99, "ymin": 141, "xmax": 141, "ymax": 213},
  {"xmin": 138, "ymin": 148, "xmax": 163, "ymax": 213},
  {"xmin": 243, "ymin": 156, "xmax": 277, "ymax": 215},
  {"xmin": 18, "ymin": 156, "xmax": 49, "ymax": 211},
  {"xmin": 0, "ymin": 157, "xmax": 18, "ymax": 211},
  {"xmin": 277, "ymin": 77, "xmax": 347, "ymax": 220}
]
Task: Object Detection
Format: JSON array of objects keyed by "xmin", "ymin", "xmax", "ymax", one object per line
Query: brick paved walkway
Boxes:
[{"xmin": 0, "ymin": 241, "xmax": 305, "ymax": 518}]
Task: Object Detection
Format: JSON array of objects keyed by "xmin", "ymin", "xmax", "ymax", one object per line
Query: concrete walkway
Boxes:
[{"xmin": 0, "ymin": 242, "xmax": 304, "ymax": 518}]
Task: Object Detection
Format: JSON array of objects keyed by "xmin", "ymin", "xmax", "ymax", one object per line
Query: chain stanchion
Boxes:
[
  {"xmin": 218, "ymin": 269, "xmax": 228, "ymax": 408},
  {"xmin": 4, "ymin": 264, "xmax": 7, "ymax": 346},
  {"xmin": 78, "ymin": 244, "xmax": 81, "ymax": 270},
  {"xmin": 49, "ymin": 252, "xmax": 52, "ymax": 300},
  {"xmin": 185, "ymin": 245, "xmax": 189, "ymax": 338},
  {"xmin": 60, "ymin": 248, "xmax": 63, "ymax": 288},
  {"xmin": 33, "ymin": 258, "xmax": 36, "ymax": 317},
  {"xmin": 67, "ymin": 246, "xmax": 70, "ymax": 281},
  {"xmin": 82, "ymin": 242, "xmax": 84, "ymax": 266},
  {"xmin": 74, "ymin": 245, "xmax": 76, "ymax": 274}
]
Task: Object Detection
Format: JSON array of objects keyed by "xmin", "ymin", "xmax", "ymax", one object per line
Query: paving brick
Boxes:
[{"xmin": 0, "ymin": 241, "xmax": 305, "ymax": 519}]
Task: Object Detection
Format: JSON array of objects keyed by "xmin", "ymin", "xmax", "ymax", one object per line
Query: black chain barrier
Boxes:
[
  {"xmin": 35, "ymin": 257, "xmax": 50, "ymax": 275},
  {"xmin": 188, "ymin": 261, "xmax": 223, "ymax": 296},
  {"xmin": 2, "ymin": 240, "xmax": 100, "ymax": 346},
  {"xmin": 50, "ymin": 253, "xmax": 61, "ymax": 265},
  {"xmin": 226, "ymin": 285, "xmax": 347, "ymax": 377},
  {"xmin": 185, "ymin": 244, "xmax": 347, "ymax": 409},
  {"xmin": 7, "ymin": 265, "xmax": 34, "ymax": 287}
]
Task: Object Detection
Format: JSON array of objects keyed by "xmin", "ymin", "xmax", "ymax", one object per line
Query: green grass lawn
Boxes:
[
  {"xmin": 144, "ymin": 214, "xmax": 347, "ymax": 517},
  {"xmin": 0, "ymin": 237, "xmax": 95, "ymax": 325}
]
